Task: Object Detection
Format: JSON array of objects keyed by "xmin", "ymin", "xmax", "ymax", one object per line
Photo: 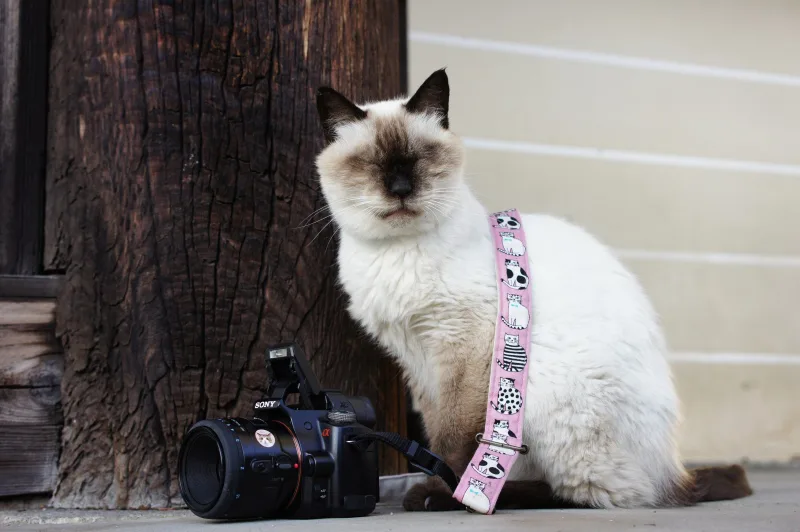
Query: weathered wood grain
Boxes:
[
  {"xmin": 0, "ymin": 386, "xmax": 61, "ymax": 425},
  {"xmin": 0, "ymin": 293, "xmax": 63, "ymax": 497},
  {"xmin": 0, "ymin": 275, "xmax": 64, "ymax": 298},
  {"xmin": 46, "ymin": 0, "xmax": 407, "ymax": 508},
  {"xmin": 0, "ymin": 0, "xmax": 49, "ymax": 275},
  {"xmin": 0, "ymin": 341, "xmax": 62, "ymax": 388},
  {"xmin": 0, "ymin": 424, "xmax": 60, "ymax": 497},
  {"xmin": 0, "ymin": 300, "xmax": 55, "ymax": 326}
]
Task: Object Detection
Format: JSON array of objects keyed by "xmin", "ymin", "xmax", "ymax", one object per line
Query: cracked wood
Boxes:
[{"xmin": 45, "ymin": 0, "xmax": 406, "ymax": 508}]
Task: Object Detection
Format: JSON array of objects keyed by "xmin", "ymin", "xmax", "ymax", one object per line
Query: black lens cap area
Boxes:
[{"xmin": 180, "ymin": 428, "xmax": 225, "ymax": 510}]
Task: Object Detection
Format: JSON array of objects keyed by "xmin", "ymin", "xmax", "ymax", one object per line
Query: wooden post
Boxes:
[
  {"xmin": 45, "ymin": 0, "xmax": 407, "ymax": 508},
  {"xmin": 0, "ymin": 0, "xmax": 49, "ymax": 275}
]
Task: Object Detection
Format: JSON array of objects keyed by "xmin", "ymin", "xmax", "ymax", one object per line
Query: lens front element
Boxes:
[{"xmin": 178, "ymin": 418, "xmax": 300, "ymax": 519}]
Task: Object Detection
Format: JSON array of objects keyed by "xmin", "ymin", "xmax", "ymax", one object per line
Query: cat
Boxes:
[
  {"xmin": 493, "ymin": 419, "xmax": 516, "ymax": 439},
  {"xmin": 315, "ymin": 68, "xmax": 751, "ymax": 511},
  {"xmin": 471, "ymin": 453, "xmax": 506, "ymax": 479},
  {"xmin": 498, "ymin": 232, "xmax": 525, "ymax": 256},
  {"xmin": 502, "ymin": 259, "xmax": 529, "ymax": 290},
  {"xmin": 461, "ymin": 478, "xmax": 491, "ymax": 514},
  {"xmin": 487, "ymin": 430, "xmax": 516, "ymax": 456},
  {"xmin": 488, "ymin": 419, "xmax": 517, "ymax": 456},
  {"xmin": 491, "ymin": 377, "xmax": 523, "ymax": 415},
  {"xmin": 494, "ymin": 213, "xmax": 520, "ymax": 230},
  {"xmin": 497, "ymin": 333, "xmax": 527, "ymax": 372},
  {"xmin": 501, "ymin": 293, "xmax": 529, "ymax": 330}
]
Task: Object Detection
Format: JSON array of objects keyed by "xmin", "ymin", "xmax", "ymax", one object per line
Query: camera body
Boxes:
[{"xmin": 178, "ymin": 343, "xmax": 379, "ymax": 520}]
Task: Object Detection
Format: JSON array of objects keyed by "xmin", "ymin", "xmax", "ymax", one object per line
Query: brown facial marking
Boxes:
[{"xmin": 317, "ymin": 107, "xmax": 464, "ymax": 216}]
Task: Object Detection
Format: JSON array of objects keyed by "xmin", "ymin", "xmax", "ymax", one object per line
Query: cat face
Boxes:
[
  {"xmin": 315, "ymin": 69, "xmax": 466, "ymax": 240},
  {"xmin": 499, "ymin": 377, "xmax": 515, "ymax": 388},
  {"xmin": 482, "ymin": 453, "xmax": 499, "ymax": 464},
  {"xmin": 495, "ymin": 215, "xmax": 520, "ymax": 229},
  {"xmin": 494, "ymin": 419, "xmax": 510, "ymax": 430},
  {"xmin": 469, "ymin": 478, "xmax": 487, "ymax": 490},
  {"xmin": 504, "ymin": 333, "xmax": 519, "ymax": 346}
]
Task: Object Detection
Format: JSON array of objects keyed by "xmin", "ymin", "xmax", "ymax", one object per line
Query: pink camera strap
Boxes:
[{"xmin": 452, "ymin": 209, "xmax": 532, "ymax": 514}]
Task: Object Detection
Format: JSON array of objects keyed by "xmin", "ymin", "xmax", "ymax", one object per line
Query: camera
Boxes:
[{"xmin": 178, "ymin": 343, "xmax": 380, "ymax": 520}]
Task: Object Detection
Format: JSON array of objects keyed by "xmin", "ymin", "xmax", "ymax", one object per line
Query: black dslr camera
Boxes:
[{"xmin": 178, "ymin": 343, "xmax": 380, "ymax": 519}]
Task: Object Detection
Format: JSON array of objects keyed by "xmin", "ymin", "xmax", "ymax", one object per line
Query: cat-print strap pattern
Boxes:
[{"xmin": 453, "ymin": 209, "xmax": 532, "ymax": 515}]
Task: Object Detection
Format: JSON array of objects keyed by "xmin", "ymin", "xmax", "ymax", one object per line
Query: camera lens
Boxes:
[
  {"xmin": 179, "ymin": 418, "xmax": 301, "ymax": 519},
  {"xmin": 181, "ymin": 429, "xmax": 224, "ymax": 507}
]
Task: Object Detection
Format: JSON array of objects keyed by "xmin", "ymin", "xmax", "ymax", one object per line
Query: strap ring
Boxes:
[{"xmin": 475, "ymin": 432, "xmax": 529, "ymax": 454}]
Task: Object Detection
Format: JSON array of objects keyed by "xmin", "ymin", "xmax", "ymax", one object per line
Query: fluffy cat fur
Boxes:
[{"xmin": 315, "ymin": 69, "xmax": 751, "ymax": 511}]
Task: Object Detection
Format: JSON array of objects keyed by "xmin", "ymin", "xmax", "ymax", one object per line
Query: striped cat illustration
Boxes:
[{"xmin": 497, "ymin": 333, "xmax": 527, "ymax": 372}]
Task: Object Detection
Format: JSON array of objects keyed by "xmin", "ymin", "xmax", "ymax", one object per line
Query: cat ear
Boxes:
[
  {"xmin": 316, "ymin": 87, "xmax": 368, "ymax": 144},
  {"xmin": 405, "ymin": 68, "xmax": 449, "ymax": 129}
]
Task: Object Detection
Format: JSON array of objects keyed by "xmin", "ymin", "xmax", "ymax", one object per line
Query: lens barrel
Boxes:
[{"xmin": 178, "ymin": 418, "xmax": 301, "ymax": 519}]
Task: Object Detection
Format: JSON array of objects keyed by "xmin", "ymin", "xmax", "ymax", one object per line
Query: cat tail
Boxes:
[
  {"xmin": 689, "ymin": 464, "xmax": 753, "ymax": 503},
  {"xmin": 666, "ymin": 464, "xmax": 752, "ymax": 505}
]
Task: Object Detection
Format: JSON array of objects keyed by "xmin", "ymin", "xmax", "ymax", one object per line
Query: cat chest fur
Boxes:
[{"xmin": 338, "ymin": 233, "xmax": 497, "ymax": 403}]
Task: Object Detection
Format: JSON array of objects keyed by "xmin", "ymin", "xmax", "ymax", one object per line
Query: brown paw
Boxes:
[{"xmin": 403, "ymin": 479, "xmax": 463, "ymax": 512}]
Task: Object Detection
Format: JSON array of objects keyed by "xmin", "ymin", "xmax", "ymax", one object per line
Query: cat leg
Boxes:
[{"xmin": 402, "ymin": 340, "xmax": 491, "ymax": 511}]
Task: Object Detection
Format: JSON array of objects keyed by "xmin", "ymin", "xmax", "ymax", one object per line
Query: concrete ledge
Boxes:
[{"xmin": 1, "ymin": 469, "xmax": 797, "ymax": 531}]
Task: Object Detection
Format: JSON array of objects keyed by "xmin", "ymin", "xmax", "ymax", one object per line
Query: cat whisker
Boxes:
[
  {"xmin": 305, "ymin": 200, "xmax": 374, "ymax": 246},
  {"xmin": 294, "ymin": 204, "xmax": 331, "ymax": 228}
]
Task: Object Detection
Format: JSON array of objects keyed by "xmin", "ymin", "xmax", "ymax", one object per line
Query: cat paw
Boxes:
[{"xmin": 403, "ymin": 480, "xmax": 463, "ymax": 512}]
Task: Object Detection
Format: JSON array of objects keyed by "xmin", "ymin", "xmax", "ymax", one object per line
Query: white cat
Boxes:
[
  {"xmin": 501, "ymin": 293, "xmax": 529, "ymax": 330},
  {"xmin": 499, "ymin": 232, "xmax": 525, "ymax": 256},
  {"xmin": 462, "ymin": 478, "xmax": 491, "ymax": 514},
  {"xmin": 315, "ymin": 69, "xmax": 750, "ymax": 509}
]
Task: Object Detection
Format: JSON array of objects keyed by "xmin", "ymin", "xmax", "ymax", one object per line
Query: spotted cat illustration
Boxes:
[
  {"xmin": 503, "ymin": 259, "xmax": 529, "ymax": 290},
  {"xmin": 498, "ymin": 232, "xmax": 525, "ymax": 256},
  {"xmin": 501, "ymin": 293, "xmax": 529, "ymax": 330},
  {"xmin": 471, "ymin": 452, "xmax": 506, "ymax": 479},
  {"xmin": 491, "ymin": 377, "xmax": 522, "ymax": 415},
  {"xmin": 493, "ymin": 213, "xmax": 521, "ymax": 230},
  {"xmin": 461, "ymin": 478, "xmax": 491, "ymax": 514},
  {"xmin": 497, "ymin": 333, "xmax": 527, "ymax": 372}
]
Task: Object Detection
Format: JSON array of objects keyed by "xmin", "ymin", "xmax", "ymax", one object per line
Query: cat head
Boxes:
[
  {"xmin": 495, "ymin": 214, "xmax": 520, "ymax": 229},
  {"xmin": 507, "ymin": 293, "xmax": 521, "ymax": 302},
  {"xmin": 483, "ymin": 453, "xmax": 499, "ymax": 463},
  {"xmin": 494, "ymin": 419, "xmax": 510, "ymax": 430},
  {"xmin": 499, "ymin": 377, "xmax": 515, "ymax": 387},
  {"xmin": 504, "ymin": 333, "xmax": 519, "ymax": 346},
  {"xmin": 315, "ymin": 69, "xmax": 466, "ymax": 240},
  {"xmin": 469, "ymin": 478, "xmax": 487, "ymax": 490}
]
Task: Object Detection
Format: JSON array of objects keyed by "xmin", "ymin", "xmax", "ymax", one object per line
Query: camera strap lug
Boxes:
[{"xmin": 348, "ymin": 432, "xmax": 460, "ymax": 492}]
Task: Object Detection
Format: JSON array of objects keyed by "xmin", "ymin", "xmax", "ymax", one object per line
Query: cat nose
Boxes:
[{"xmin": 385, "ymin": 174, "xmax": 414, "ymax": 199}]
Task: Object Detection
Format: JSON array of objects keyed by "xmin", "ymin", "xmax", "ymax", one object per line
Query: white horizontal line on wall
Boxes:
[
  {"xmin": 615, "ymin": 249, "xmax": 800, "ymax": 268},
  {"xmin": 670, "ymin": 352, "xmax": 800, "ymax": 365},
  {"xmin": 410, "ymin": 31, "xmax": 800, "ymax": 88},
  {"xmin": 463, "ymin": 137, "xmax": 800, "ymax": 177}
]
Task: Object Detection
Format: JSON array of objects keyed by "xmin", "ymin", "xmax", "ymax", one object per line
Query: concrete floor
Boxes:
[{"xmin": 1, "ymin": 469, "xmax": 798, "ymax": 531}]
